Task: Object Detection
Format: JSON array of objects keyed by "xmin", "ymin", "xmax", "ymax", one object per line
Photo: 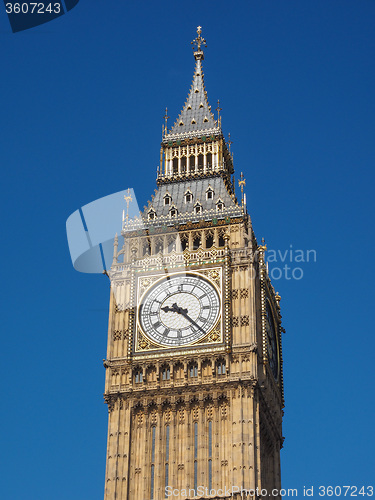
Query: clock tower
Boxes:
[{"xmin": 103, "ymin": 27, "xmax": 284, "ymax": 500}]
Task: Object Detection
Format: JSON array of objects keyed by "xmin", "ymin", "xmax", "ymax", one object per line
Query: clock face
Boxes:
[
  {"xmin": 265, "ymin": 300, "xmax": 279, "ymax": 380},
  {"xmin": 138, "ymin": 273, "xmax": 220, "ymax": 347}
]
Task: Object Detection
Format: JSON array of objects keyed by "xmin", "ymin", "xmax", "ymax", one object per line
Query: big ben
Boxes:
[{"xmin": 103, "ymin": 27, "xmax": 284, "ymax": 500}]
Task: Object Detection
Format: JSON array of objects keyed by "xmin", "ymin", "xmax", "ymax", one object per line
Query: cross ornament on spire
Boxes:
[{"xmin": 191, "ymin": 26, "xmax": 207, "ymax": 60}]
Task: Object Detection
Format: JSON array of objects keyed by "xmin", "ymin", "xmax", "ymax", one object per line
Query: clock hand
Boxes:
[
  {"xmin": 178, "ymin": 309, "xmax": 206, "ymax": 335},
  {"xmin": 161, "ymin": 305, "xmax": 173, "ymax": 313},
  {"xmin": 171, "ymin": 303, "xmax": 188, "ymax": 315}
]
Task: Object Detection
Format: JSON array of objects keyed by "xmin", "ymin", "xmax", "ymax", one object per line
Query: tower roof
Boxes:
[{"xmin": 163, "ymin": 27, "xmax": 221, "ymax": 142}]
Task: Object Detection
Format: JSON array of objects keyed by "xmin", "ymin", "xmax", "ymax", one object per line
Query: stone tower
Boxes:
[{"xmin": 103, "ymin": 27, "xmax": 284, "ymax": 500}]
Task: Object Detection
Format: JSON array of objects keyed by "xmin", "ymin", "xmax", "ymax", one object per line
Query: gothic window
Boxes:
[
  {"xmin": 206, "ymin": 187, "xmax": 214, "ymax": 200},
  {"xmin": 179, "ymin": 121, "xmax": 184, "ymax": 126},
  {"xmin": 134, "ymin": 369, "xmax": 143, "ymax": 383},
  {"xmin": 154, "ymin": 238, "xmax": 163, "ymax": 254},
  {"xmin": 207, "ymin": 152, "xmax": 212, "ymax": 168},
  {"xmin": 218, "ymin": 231, "xmax": 225, "ymax": 247},
  {"xmin": 180, "ymin": 233, "xmax": 188, "ymax": 251},
  {"xmin": 187, "ymin": 104, "xmax": 192, "ymax": 110},
  {"xmin": 162, "ymin": 365, "xmax": 170, "ymax": 380},
  {"xmin": 205, "ymin": 231, "xmax": 214, "ymax": 249},
  {"xmin": 164, "ymin": 193, "xmax": 171, "ymax": 206},
  {"xmin": 217, "ymin": 359, "xmax": 226, "ymax": 375},
  {"xmin": 191, "ymin": 118, "xmax": 196, "ymax": 125},
  {"xmin": 197, "ymin": 154, "xmax": 204, "ymax": 170},
  {"xmin": 181, "ymin": 156, "xmax": 186, "ymax": 173},
  {"xmin": 142, "ymin": 239, "xmax": 151, "ymax": 256},
  {"xmin": 190, "ymin": 156, "xmax": 196, "ymax": 172},
  {"xmin": 167, "ymin": 236, "xmax": 175, "ymax": 253},
  {"xmin": 199, "ymin": 102, "xmax": 204, "ymax": 108},
  {"xmin": 192, "ymin": 233, "xmax": 201, "ymax": 250},
  {"xmin": 189, "ymin": 363, "xmax": 198, "ymax": 378},
  {"xmin": 173, "ymin": 157, "xmax": 178, "ymax": 174},
  {"xmin": 204, "ymin": 117, "xmax": 209, "ymax": 122}
]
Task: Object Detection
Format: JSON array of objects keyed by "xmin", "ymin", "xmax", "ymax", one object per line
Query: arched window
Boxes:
[
  {"xmin": 162, "ymin": 366, "xmax": 170, "ymax": 381},
  {"xmin": 189, "ymin": 363, "xmax": 198, "ymax": 378},
  {"xmin": 206, "ymin": 152, "xmax": 212, "ymax": 168},
  {"xmin": 197, "ymin": 154, "xmax": 204, "ymax": 171},
  {"xmin": 193, "ymin": 233, "xmax": 201, "ymax": 250},
  {"xmin": 181, "ymin": 156, "xmax": 187, "ymax": 173},
  {"xmin": 172, "ymin": 158, "xmax": 178, "ymax": 175},
  {"xmin": 134, "ymin": 369, "xmax": 143, "ymax": 383},
  {"xmin": 218, "ymin": 231, "xmax": 225, "ymax": 247},
  {"xmin": 194, "ymin": 203, "xmax": 202, "ymax": 215},
  {"xmin": 205, "ymin": 231, "xmax": 214, "ymax": 249},
  {"xmin": 217, "ymin": 359, "xmax": 226, "ymax": 375}
]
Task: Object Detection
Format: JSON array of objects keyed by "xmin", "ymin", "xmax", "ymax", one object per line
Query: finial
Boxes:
[
  {"xmin": 191, "ymin": 26, "xmax": 207, "ymax": 60},
  {"xmin": 227, "ymin": 133, "xmax": 232, "ymax": 153},
  {"xmin": 123, "ymin": 188, "xmax": 133, "ymax": 224},
  {"xmin": 216, "ymin": 99, "xmax": 222, "ymax": 125},
  {"xmin": 238, "ymin": 172, "xmax": 246, "ymax": 206},
  {"xmin": 163, "ymin": 107, "xmax": 170, "ymax": 135}
]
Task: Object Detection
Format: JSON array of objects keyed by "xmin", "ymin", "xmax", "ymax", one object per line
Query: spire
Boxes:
[{"xmin": 164, "ymin": 27, "xmax": 220, "ymax": 141}]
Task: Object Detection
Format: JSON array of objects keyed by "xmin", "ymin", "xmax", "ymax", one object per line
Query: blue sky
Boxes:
[{"xmin": 1, "ymin": 1, "xmax": 374, "ymax": 498}]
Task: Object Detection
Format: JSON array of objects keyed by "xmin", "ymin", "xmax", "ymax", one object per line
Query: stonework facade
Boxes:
[{"xmin": 103, "ymin": 28, "xmax": 284, "ymax": 500}]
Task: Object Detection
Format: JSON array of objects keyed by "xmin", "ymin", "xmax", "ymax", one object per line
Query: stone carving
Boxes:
[{"xmin": 240, "ymin": 315, "xmax": 249, "ymax": 326}]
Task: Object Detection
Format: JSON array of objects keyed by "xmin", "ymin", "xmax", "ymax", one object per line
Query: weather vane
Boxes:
[
  {"xmin": 238, "ymin": 172, "xmax": 246, "ymax": 206},
  {"xmin": 191, "ymin": 26, "xmax": 207, "ymax": 54},
  {"xmin": 123, "ymin": 188, "xmax": 133, "ymax": 223}
]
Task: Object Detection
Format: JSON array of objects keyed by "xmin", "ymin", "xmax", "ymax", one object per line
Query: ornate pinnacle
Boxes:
[
  {"xmin": 191, "ymin": 26, "xmax": 207, "ymax": 60},
  {"xmin": 123, "ymin": 188, "xmax": 133, "ymax": 223}
]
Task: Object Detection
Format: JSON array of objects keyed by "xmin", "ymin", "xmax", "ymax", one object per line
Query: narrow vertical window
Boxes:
[
  {"xmin": 208, "ymin": 420, "xmax": 212, "ymax": 491},
  {"xmin": 151, "ymin": 426, "xmax": 156, "ymax": 500},
  {"xmin": 165, "ymin": 425, "xmax": 170, "ymax": 496},
  {"xmin": 194, "ymin": 421, "xmax": 198, "ymax": 493}
]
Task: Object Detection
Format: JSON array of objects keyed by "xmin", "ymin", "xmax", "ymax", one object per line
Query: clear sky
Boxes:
[{"xmin": 1, "ymin": 1, "xmax": 374, "ymax": 499}]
